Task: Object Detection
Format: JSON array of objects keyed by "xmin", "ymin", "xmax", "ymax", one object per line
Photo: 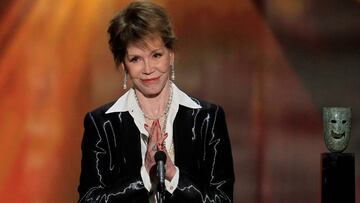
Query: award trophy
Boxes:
[{"xmin": 321, "ymin": 107, "xmax": 354, "ymax": 203}]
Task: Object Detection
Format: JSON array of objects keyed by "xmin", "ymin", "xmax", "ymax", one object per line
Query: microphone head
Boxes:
[{"xmin": 155, "ymin": 151, "xmax": 167, "ymax": 163}]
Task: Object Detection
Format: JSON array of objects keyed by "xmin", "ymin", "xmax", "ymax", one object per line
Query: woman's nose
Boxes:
[{"xmin": 143, "ymin": 59, "xmax": 154, "ymax": 74}]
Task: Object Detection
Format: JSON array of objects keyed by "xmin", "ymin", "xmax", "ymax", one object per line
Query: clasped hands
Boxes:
[{"xmin": 144, "ymin": 119, "xmax": 176, "ymax": 181}]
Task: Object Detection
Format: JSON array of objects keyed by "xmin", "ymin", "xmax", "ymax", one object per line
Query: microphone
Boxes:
[{"xmin": 155, "ymin": 151, "xmax": 167, "ymax": 198}]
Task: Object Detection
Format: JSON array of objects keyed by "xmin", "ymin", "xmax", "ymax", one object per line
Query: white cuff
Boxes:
[
  {"xmin": 165, "ymin": 166, "xmax": 179, "ymax": 194},
  {"xmin": 140, "ymin": 166, "xmax": 152, "ymax": 192}
]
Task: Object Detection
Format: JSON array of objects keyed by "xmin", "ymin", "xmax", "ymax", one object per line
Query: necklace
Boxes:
[
  {"xmin": 134, "ymin": 82, "xmax": 173, "ymax": 132},
  {"xmin": 142, "ymin": 88, "xmax": 172, "ymax": 120},
  {"xmin": 134, "ymin": 82, "xmax": 175, "ymax": 160}
]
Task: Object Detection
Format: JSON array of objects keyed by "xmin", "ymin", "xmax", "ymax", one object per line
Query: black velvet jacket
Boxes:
[{"xmin": 78, "ymin": 99, "xmax": 235, "ymax": 202}]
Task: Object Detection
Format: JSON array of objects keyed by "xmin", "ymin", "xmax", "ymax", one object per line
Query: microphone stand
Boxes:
[
  {"xmin": 157, "ymin": 189, "xmax": 164, "ymax": 203},
  {"xmin": 155, "ymin": 151, "xmax": 167, "ymax": 203},
  {"xmin": 157, "ymin": 182, "xmax": 165, "ymax": 203}
]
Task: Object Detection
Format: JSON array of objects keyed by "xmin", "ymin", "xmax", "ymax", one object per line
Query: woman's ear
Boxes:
[{"xmin": 120, "ymin": 62, "xmax": 127, "ymax": 73}]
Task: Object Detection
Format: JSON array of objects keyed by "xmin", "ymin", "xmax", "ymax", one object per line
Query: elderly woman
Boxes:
[{"xmin": 78, "ymin": 1, "xmax": 234, "ymax": 202}]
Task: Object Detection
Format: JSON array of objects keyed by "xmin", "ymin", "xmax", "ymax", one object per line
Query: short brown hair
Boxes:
[{"xmin": 108, "ymin": 1, "xmax": 176, "ymax": 67}]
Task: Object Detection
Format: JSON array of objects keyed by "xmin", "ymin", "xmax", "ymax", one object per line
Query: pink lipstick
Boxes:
[{"xmin": 141, "ymin": 76, "xmax": 160, "ymax": 83}]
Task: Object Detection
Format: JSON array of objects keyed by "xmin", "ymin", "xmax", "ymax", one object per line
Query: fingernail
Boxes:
[{"xmin": 158, "ymin": 145, "xmax": 164, "ymax": 151}]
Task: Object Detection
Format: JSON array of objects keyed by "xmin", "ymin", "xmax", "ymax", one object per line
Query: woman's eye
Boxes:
[
  {"xmin": 130, "ymin": 57, "xmax": 139, "ymax": 63},
  {"xmin": 153, "ymin": 53, "xmax": 162, "ymax": 58}
]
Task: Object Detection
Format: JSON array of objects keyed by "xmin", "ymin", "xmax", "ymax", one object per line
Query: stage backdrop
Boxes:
[{"xmin": 0, "ymin": 0, "xmax": 359, "ymax": 202}]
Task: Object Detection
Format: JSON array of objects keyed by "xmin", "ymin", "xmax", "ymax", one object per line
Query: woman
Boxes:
[{"xmin": 78, "ymin": 1, "xmax": 234, "ymax": 202}]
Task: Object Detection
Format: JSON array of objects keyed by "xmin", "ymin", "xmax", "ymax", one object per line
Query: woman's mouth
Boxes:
[{"xmin": 141, "ymin": 76, "xmax": 160, "ymax": 83}]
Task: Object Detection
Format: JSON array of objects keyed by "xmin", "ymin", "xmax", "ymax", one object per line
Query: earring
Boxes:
[
  {"xmin": 171, "ymin": 64, "xmax": 175, "ymax": 81},
  {"xmin": 123, "ymin": 72, "xmax": 128, "ymax": 89}
]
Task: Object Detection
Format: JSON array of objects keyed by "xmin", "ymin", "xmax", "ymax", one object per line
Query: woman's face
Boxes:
[{"xmin": 123, "ymin": 35, "xmax": 174, "ymax": 97}]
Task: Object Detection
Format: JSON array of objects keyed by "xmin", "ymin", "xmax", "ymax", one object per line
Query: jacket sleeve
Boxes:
[
  {"xmin": 170, "ymin": 106, "xmax": 235, "ymax": 202},
  {"xmin": 77, "ymin": 112, "xmax": 149, "ymax": 203}
]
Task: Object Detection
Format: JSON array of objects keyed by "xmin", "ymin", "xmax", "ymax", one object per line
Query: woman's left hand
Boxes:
[
  {"xmin": 157, "ymin": 142, "xmax": 176, "ymax": 181},
  {"xmin": 165, "ymin": 150, "xmax": 177, "ymax": 181}
]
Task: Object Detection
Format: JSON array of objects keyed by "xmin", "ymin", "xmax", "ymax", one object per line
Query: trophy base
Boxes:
[{"xmin": 321, "ymin": 153, "xmax": 355, "ymax": 203}]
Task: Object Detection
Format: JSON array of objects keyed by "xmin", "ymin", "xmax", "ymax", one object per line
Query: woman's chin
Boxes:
[
  {"xmin": 136, "ymin": 86, "xmax": 161, "ymax": 98},
  {"xmin": 143, "ymin": 91, "xmax": 161, "ymax": 98},
  {"xmin": 135, "ymin": 81, "xmax": 169, "ymax": 97}
]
